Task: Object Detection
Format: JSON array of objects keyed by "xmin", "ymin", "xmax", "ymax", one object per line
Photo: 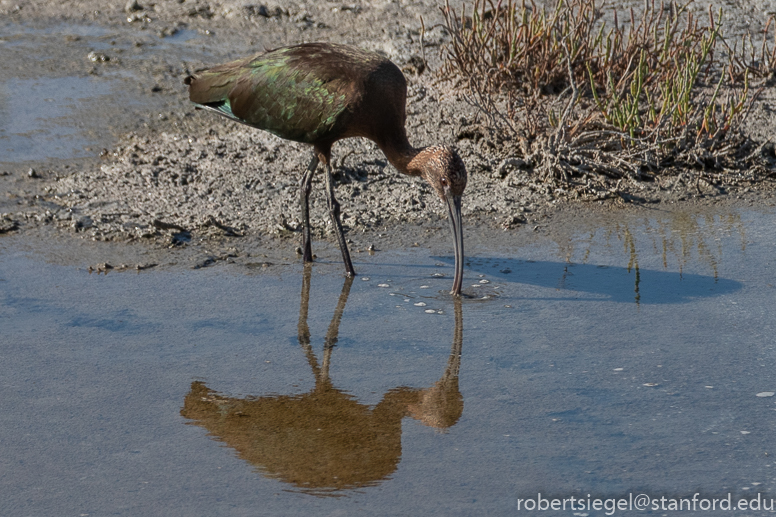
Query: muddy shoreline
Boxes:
[{"xmin": 2, "ymin": 0, "xmax": 776, "ymax": 267}]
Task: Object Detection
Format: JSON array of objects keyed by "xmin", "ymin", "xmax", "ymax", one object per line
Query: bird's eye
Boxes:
[{"xmin": 441, "ymin": 178, "xmax": 448, "ymax": 186}]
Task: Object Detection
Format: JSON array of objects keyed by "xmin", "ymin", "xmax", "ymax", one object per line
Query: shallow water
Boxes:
[
  {"xmin": 0, "ymin": 76, "xmax": 119, "ymax": 161},
  {"xmin": 2, "ymin": 206, "xmax": 775, "ymax": 515},
  {"xmin": 0, "ymin": 21, "xmax": 212, "ymax": 164}
]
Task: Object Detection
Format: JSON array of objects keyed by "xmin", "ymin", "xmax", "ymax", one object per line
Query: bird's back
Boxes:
[{"xmin": 185, "ymin": 43, "xmax": 408, "ymax": 147}]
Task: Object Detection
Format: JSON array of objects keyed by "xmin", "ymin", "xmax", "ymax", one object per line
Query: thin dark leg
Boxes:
[
  {"xmin": 298, "ymin": 264, "xmax": 323, "ymax": 379},
  {"xmin": 299, "ymin": 154, "xmax": 318, "ymax": 264},
  {"xmin": 323, "ymin": 163, "xmax": 355, "ymax": 277},
  {"xmin": 322, "ymin": 275, "xmax": 353, "ymax": 378}
]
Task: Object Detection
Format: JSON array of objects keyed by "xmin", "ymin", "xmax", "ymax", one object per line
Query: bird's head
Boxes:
[
  {"xmin": 414, "ymin": 146, "xmax": 467, "ymax": 201},
  {"xmin": 412, "ymin": 146, "xmax": 467, "ymax": 296}
]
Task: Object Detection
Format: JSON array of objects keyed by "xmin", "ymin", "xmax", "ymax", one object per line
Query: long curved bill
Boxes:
[{"xmin": 445, "ymin": 192, "xmax": 464, "ymax": 296}]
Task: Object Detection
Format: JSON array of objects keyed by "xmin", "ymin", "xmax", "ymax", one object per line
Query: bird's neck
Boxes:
[{"xmin": 378, "ymin": 136, "xmax": 425, "ymax": 177}]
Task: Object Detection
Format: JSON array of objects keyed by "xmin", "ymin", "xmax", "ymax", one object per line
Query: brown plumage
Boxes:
[{"xmin": 185, "ymin": 43, "xmax": 467, "ymax": 294}]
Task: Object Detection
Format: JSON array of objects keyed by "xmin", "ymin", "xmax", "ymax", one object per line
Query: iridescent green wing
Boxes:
[{"xmin": 187, "ymin": 45, "xmax": 369, "ymax": 144}]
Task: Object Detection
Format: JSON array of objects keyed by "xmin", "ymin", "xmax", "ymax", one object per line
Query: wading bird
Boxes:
[{"xmin": 184, "ymin": 43, "xmax": 467, "ymax": 295}]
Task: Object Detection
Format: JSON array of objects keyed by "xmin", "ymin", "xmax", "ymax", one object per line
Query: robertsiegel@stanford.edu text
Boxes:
[{"xmin": 516, "ymin": 493, "xmax": 775, "ymax": 514}]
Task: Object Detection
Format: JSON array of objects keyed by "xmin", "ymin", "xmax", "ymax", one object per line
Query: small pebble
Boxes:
[
  {"xmin": 420, "ymin": 285, "xmax": 429, "ymax": 289},
  {"xmin": 378, "ymin": 283, "xmax": 389, "ymax": 288},
  {"xmin": 424, "ymin": 309, "xmax": 436, "ymax": 313},
  {"xmin": 88, "ymin": 51, "xmax": 110, "ymax": 62},
  {"xmin": 414, "ymin": 302, "xmax": 427, "ymax": 307},
  {"xmin": 361, "ymin": 277, "xmax": 370, "ymax": 281},
  {"xmin": 756, "ymin": 392, "xmax": 775, "ymax": 397},
  {"xmin": 479, "ymin": 279, "xmax": 490, "ymax": 284},
  {"xmin": 432, "ymin": 273, "xmax": 445, "ymax": 277}
]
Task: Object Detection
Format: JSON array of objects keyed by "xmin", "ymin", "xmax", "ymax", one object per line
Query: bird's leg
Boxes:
[
  {"xmin": 322, "ymin": 275, "xmax": 353, "ymax": 379},
  {"xmin": 323, "ymin": 163, "xmax": 356, "ymax": 277},
  {"xmin": 297, "ymin": 264, "xmax": 324, "ymax": 380},
  {"xmin": 299, "ymin": 154, "xmax": 319, "ymax": 264}
]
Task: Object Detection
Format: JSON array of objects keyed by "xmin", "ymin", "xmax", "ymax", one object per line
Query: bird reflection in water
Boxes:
[{"xmin": 180, "ymin": 266, "xmax": 464, "ymax": 495}]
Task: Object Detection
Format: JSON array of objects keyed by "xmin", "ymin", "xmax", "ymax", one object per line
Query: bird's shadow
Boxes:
[{"xmin": 431, "ymin": 256, "xmax": 741, "ymax": 305}]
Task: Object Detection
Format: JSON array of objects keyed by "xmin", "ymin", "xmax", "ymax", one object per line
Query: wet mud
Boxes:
[{"xmin": 2, "ymin": 0, "xmax": 776, "ymax": 264}]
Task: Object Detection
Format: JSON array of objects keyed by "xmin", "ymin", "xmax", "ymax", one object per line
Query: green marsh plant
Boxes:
[{"xmin": 441, "ymin": 0, "xmax": 772, "ymax": 185}]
